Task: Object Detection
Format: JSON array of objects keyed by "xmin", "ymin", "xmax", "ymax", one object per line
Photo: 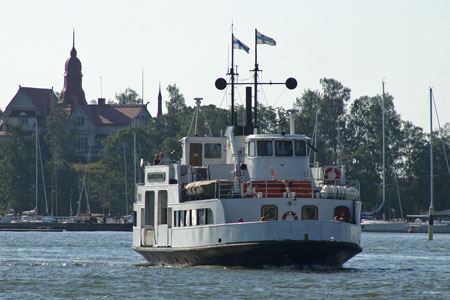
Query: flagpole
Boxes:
[
  {"xmin": 254, "ymin": 29, "xmax": 258, "ymax": 128},
  {"xmin": 230, "ymin": 32, "xmax": 235, "ymax": 125}
]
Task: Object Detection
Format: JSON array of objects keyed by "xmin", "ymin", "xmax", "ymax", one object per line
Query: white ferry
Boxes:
[
  {"xmin": 132, "ymin": 115, "xmax": 362, "ymax": 267},
  {"xmin": 132, "ymin": 30, "xmax": 362, "ymax": 267}
]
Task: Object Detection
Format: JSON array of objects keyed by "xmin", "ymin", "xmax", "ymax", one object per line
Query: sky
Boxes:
[{"xmin": 1, "ymin": 0, "xmax": 450, "ymax": 132}]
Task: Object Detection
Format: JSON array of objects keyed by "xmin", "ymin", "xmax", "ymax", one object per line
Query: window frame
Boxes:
[
  {"xmin": 275, "ymin": 140, "xmax": 293, "ymax": 156},
  {"xmin": 301, "ymin": 205, "xmax": 318, "ymax": 220}
]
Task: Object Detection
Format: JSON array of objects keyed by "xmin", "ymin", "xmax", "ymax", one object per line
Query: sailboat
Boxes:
[
  {"xmin": 361, "ymin": 82, "xmax": 408, "ymax": 232},
  {"xmin": 405, "ymin": 88, "xmax": 450, "ymax": 234}
]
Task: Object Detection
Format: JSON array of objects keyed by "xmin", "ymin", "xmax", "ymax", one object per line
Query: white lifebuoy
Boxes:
[
  {"xmin": 324, "ymin": 167, "xmax": 340, "ymax": 181},
  {"xmin": 282, "ymin": 211, "xmax": 299, "ymax": 221}
]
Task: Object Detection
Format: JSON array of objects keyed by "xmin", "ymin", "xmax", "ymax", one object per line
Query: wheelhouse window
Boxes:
[
  {"xmin": 275, "ymin": 141, "xmax": 293, "ymax": 156},
  {"xmin": 261, "ymin": 205, "xmax": 278, "ymax": 221},
  {"xmin": 257, "ymin": 141, "xmax": 273, "ymax": 156},
  {"xmin": 248, "ymin": 141, "xmax": 256, "ymax": 157},
  {"xmin": 295, "ymin": 141, "xmax": 306, "ymax": 156},
  {"xmin": 302, "ymin": 205, "xmax": 318, "ymax": 220},
  {"xmin": 204, "ymin": 143, "xmax": 222, "ymax": 159}
]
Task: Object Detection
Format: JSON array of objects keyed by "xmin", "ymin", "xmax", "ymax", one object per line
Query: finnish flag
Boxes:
[
  {"xmin": 256, "ymin": 31, "xmax": 276, "ymax": 46},
  {"xmin": 233, "ymin": 36, "xmax": 250, "ymax": 53}
]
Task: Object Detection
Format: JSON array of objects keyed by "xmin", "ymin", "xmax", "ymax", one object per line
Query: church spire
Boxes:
[
  {"xmin": 157, "ymin": 82, "xmax": 163, "ymax": 118},
  {"xmin": 60, "ymin": 30, "xmax": 87, "ymax": 111}
]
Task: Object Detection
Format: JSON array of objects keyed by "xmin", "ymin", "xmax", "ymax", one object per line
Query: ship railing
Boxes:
[{"xmin": 243, "ymin": 180, "xmax": 314, "ymax": 199}]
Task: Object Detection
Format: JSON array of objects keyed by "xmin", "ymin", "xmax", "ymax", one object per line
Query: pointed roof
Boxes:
[
  {"xmin": 157, "ymin": 82, "xmax": 163, "ymax": 118},
  {"xmin": 77, "ymin": 104, "xmax": 149, "ymax": 126},
  {"xmin": 4, "ymin": 86, "xmax": 55, "ymax": 117}
]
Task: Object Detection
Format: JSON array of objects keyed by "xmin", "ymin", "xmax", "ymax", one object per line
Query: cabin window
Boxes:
[
  {"xmin": 186, "ymin": 210, "xmax": 192, "ymax": 226},
  {"xmin": 180, "ymin": 211, "xmax": 186, "ymax": 227},
  {"xmin": 261, "ymin": 205, "xmax": 278, "ymax": 221},
  {"xmin": 248, "ymin": 141, "xmax": 256, "ymax": 157},
  {"xmin": 174, "ymin": 210, "xmax": 179, "ymax": 227},
  {"xmin": 295, "ymin": 141, "xmax": 306, "ymax": 156},
  {"xmin": 198, "ymin": 209, "xmax": 206, "ymax": 225},
  {"xmin": 158, "ymin": 190, "xmax": 168, "ymax": 225},
  {"xmin": 145, "ymin": 191, "xmax": 155, "ymax": 227},
  {"xmin": 334, "ymin": 206, "xmax": 351, "ymax": 222},
  {"xmin": 275, "ymin": 141, "xmax": 293, "ymax": 156},
  {"xmin": 302, "ymin": 205, "xmax": 318, "ymax": 220},
  {"xmin": 191, "ymin": 209, "xmax": 198, "ymax": 226},
  {"xmin": 133, "ymin": 211, "xmax": 137, "ymax": 227},
  {"xmin": 174, "ymin": 209, "xmax": 213, "ymax": 227},
  {"xmin": 147, "ymin": 172, "xmax": 165, "ymax": 183},
  {"xmin": 204, "ymin": 143, "xmax": 222, "ymax": 159},
  {"xmin": 206, "ymin": 208, "xmax": 214, "ymax": 224},
  {"xmin": 257, "ymin": 141, "xmax": 273, "ymax": 156}
]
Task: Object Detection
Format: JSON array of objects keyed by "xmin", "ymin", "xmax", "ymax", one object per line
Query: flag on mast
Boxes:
[
  {"xmin": 256, "ymin": 30, "xmax": 276, "ymax": 46},
  {"xmin": 233, "ymin": 36, "xmax": 250, "ymax": 53}
]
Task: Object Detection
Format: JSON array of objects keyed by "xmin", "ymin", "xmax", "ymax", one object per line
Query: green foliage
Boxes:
[
  {"xmin": 166, "ymin": 84, "xmax": 186, "ymax": 115},
  {"xmin": 0, "ymin": 124, "xmax": 34, "ymax": 212},
  {"xmin": 115, "ymin": 87, "xmax": 142, "ymax": 105}
]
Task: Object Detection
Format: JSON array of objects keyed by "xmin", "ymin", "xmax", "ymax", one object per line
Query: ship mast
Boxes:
[
  {"xmin": 253, "ymin": 29, "xmax": 259, "ymax": 128},
  {"xmin": 230, "ymin": 30, "xmax": 236, "ymax": 125}
]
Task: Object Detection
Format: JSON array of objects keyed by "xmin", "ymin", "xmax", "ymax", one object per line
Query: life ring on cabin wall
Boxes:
[
  {"xmin": 282, "ymin": 211, "xmax": 299, "ymax": 220},
  {"xmin": 324, "ymin": 167, "xmax": 341, "ymax": 181}
]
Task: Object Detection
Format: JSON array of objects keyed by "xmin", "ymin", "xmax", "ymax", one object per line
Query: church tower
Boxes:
[
  {"xmin": 60, "ymin": 31, "xmax": 87, "ymax": 111},
  {"xmin": 157, "ymin": 82, "xmax": 163, "ymax": 118}
]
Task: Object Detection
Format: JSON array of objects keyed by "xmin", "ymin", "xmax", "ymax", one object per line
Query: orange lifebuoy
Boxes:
[
  {"xmin": 324, "ymin": 167, "xmax": 340, "ymax": 181},
  {"xmin": 282, "ymin": 211, "xmax": 299, "ymax": 220}
]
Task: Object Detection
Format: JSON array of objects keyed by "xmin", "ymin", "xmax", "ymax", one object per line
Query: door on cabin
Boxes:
[{"xmin": 190, "ymin": 143, "xmax": 202, "ymax": 166}]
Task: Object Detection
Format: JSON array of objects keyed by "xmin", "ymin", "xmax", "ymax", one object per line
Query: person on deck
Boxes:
[
  {"xmin": 194, "ymin": 169, "xmax": 202, "ymax": 181},
  {"xmin": 152, "ymin": 154, "xmax": 160, "ymax": 165},
  {"xmin": 159, "ymin": 152, "xmax": 167, "ymax": 165}
]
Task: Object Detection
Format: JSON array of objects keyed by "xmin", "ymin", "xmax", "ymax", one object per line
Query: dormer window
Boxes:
[{"xmin": 19, "ymin": 117, "xmax": 28, "ymax": 125}]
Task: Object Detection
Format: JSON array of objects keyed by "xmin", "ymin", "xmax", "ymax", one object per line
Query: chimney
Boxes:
[
  {"xmin": 98, "ymin": 98, "xmax": 106, "ymax": 105},
  {"xmin": 245, "ymin": 87, "xmax": 253, "ymax": 134}
]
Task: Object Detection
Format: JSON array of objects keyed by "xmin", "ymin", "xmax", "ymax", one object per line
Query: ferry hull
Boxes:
[{"xmin": 133, "ymin": 240, "xmax": 362, "ymax": 268}]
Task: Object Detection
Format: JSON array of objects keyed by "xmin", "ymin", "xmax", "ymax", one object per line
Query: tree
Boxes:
[
  {"xmin": 166, "ymin": 84, "xmax": 186, "ymax": 115},
  {"xmin": 44, "ymin": 97, "xmax": 76, "ymax": 215},
  {"xmin": 0, "ymin": 124, "xmax": 34, "ymax": 212},
  {"xmin": 294, "ymin": 79, "xmax": 350, "ymax": 166},
  {"xmin": 115, "ymin": 87, "xmax": 142, "ymax": 105}
]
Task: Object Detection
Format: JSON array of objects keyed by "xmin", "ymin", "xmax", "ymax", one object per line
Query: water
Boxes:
[{"xmin": 1, "ymin": 231, "xmax": 449, "ymax": 300}]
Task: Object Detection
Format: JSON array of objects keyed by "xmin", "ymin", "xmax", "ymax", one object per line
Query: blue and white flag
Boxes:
[
  {"xmin": 233, "ymin": 36, "xmax": 250, "ymax": 53},
  {"xmin": 256, "ymin": 30, "xmax": 276, "ymax": 46}
]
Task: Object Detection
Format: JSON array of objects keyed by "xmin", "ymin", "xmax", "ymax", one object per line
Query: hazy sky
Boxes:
[{"xmin": 1, "ymin": 0, "xmax": 449, "ymax": 131}]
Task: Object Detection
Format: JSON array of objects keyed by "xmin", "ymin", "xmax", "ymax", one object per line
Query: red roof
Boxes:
[
  {"xmin": 5, "ymin": 87, "xmax": 55, "ymax": 118},
  {"xmin": 77, "ymin": 104, "xmax": 149, "ymax": 125}
]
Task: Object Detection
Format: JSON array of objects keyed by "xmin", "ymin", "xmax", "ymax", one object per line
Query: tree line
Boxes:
[{"xmin": 1, "ymin": 79, "xmax": 449, "ymax": 218}]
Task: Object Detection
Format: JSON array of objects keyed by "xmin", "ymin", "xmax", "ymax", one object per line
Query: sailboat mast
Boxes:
[
  {"xmin": 35, "ymin": 119, "xmax": 38, "ymax": 215},
  {"xmin": 254, "ymin": 29, "xmax": 259, "ymax": 128},
  {"xmin": 428, "ymin": 87, "xmax": 434, "ymax": 240},
  {"xmin": 382, "ymin": 82, "xmax": 386, "ymax": 219}
]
